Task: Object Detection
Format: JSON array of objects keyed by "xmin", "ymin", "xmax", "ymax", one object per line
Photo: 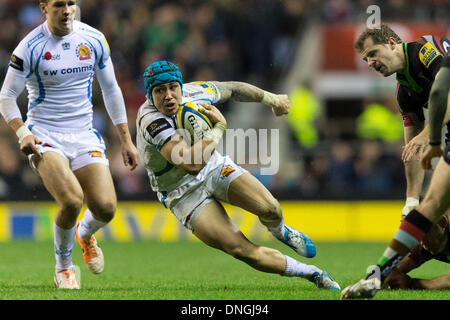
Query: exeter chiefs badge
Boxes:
[
  {"xmin": 76, "ymin": 43, "xmax": 92, "ymax": 60},
  {"xmin": 89, "ymin": 150, "xmax": 103, "ymax": 158},
  {"xmin": 220, "ymin": 166, "xmax": 235, "ymax": 178}
]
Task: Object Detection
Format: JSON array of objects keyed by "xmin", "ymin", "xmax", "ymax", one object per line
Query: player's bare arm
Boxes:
[
  {"xmin": 386, "ymin": 255, "xmax": 420, "ymax": 289},
  {"xmin": 115, "ymin": 123, "xmax": 139, "ymax": 171},
  {"xmin": 402, "ymin": 123, "xmax": 426, "ymax": 162},
  {"xmin": 7, "ymin": 118, "xmax": 42, "ymax": 159},
  {"xmin": 95, "ymin": 56, "xmax": 138, "ymax": 171},
  {"xmin": 389, "ymin": 266, "xmax": 450, "ymax": 290},
  {"xmin": 213, "ymin": 81, "xmax": 290, "ymax": 116},
  {"xmin": 402, "ymin": 124, "xmax": 426, "ymax": 203}
]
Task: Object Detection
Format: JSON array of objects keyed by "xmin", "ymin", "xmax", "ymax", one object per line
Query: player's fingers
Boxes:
[
  {"xmin": 199, "ymin": 103, "xmax": 211, "ymax": 111},
  {"xmin": 129, "ymin": 161, "xmax": 138, "ymax": 171},
  {"xmin": 403, "ymin": 144, "xmax": 419, "ymax": 162},
  {"xmin": 401, "ymin": 147, "xmax": 408, "ymax": 162},
  {"xmin": 129, "ymin": 154, "xmax": 139, "ymax": 171},
  {"xmin": 198, "ymin": 105, "xmax": 209, "ymax": 114}
]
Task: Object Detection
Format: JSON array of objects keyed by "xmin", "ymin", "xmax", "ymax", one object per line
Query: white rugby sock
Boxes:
[
  {"xmin": 77, "ymin": 209, "xmax": 108, "ymax": 241},
  {"xmin": 267, "ymin": 217, "xmax": 286, "ymax": 238},
  {"xmin": 54, "ymin": 222, "xmax": 76, "ymax": 272},
  {"xmin": 283, "ymin": 255, "xmax": 321, "ymax": 279}
]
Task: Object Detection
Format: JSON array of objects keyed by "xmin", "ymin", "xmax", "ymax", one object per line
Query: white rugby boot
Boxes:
[{"xmin": 54, "ymin": 266, "xmax": 80, "ymax": 289}]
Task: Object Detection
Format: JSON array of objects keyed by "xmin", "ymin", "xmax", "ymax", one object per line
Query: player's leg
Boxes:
[
  {"xmin": 341, "ymin": 158, "xmax": 450, "ymax": 299},
  {"xmin": 375, "ymin": 158, "xmax": 450, "ymax": 279},
  {"xmin": 33, "ymin": 151, "xmax": 84, "ymax": 289},
  {"xmin": 226, "ymin": 172, "xmax": 316, "ymax": 258},
  {"xmin": 191, "ymin": 200, "xmax": 339, "ymax": 290},
  {"xmin": 73, "ymin": 163, "xmax": 117, "ymax": 274},
  {"xmin": 415, "ymin": 159, "xmax": 450, "ymax": 222}
]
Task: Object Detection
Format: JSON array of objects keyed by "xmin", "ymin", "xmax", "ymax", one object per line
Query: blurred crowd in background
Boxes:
[{"xmin": 0, "ymin": 0, "xmax": 448, "ymax": 201}]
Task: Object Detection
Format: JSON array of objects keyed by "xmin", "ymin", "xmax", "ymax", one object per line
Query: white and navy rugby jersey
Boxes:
[
  {"xmin": 8, "ymin": 20, "xmax": 111, "ymax": 131},
  {"xmin": 136, "ymin": 81, "xmax": 222, "ymax": 198}
]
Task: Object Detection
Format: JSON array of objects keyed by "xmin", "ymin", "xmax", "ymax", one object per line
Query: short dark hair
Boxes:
[{"xmin": 354, "ymin": 24, "xmax": 402, "ymax": 52}]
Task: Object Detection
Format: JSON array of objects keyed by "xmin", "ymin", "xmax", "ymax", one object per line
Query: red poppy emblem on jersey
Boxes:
[{"xmin": 44, "ymin": 52, "xmax": 52, "ymax": 60}]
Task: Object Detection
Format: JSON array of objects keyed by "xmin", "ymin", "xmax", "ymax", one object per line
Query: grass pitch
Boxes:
[{"xmin": 0, "ymin": 240, "xmax": 449, "ymax": 300}]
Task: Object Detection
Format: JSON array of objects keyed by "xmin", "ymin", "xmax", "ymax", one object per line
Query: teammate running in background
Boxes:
[
  {"xmin": 341, "ymin": 55, "xmax": 450, "ymax": 299},
  {"xmin": 136, "ymin": 60, "xmax": 340, "ymax": 290},
  {"xmin": 0, "ymin": 0, "xmax": 139, "ymax": 289},
  {"xmin": 353, "ymin": 24, "xmax": 449, "ymax": 219}
]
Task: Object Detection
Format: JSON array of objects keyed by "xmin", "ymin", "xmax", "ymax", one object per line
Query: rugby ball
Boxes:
[{"xmin": 174, "ymin": 102, "xmax": 213, "ymax": 143}]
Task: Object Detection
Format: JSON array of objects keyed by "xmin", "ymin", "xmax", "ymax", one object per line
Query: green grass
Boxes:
[{"xmin": 0, "ymin": 240, "xmax": 449, "ymax": 300}]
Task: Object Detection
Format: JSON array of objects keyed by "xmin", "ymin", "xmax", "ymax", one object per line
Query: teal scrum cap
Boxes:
[{"xmin": 143, "ymin": 61, "xmax": 183, "ymax": 104}]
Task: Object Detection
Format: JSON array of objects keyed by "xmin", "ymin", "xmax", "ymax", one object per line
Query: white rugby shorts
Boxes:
[
  {"xmin": 168, "ymin": 154, "xmax": 247, "ymax": 231},
  {"xmin": 27, "ymin": 125, "xmax": 109, "ymax": 173}
]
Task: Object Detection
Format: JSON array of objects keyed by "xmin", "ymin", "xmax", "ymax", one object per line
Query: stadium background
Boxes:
[{"xmin": 0, "ymin": 0, "xmax": 448, "ymax": 242}]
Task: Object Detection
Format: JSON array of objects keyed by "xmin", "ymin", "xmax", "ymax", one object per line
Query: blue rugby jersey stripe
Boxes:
[
  {"xmin": 82, "ymin": 33, "xmax": 107, "ymax": 70},
  {"xmin": 26, "ymin": 38, "xmax": 48, "ymax": 78},
  {"xmin": 92, "ymin": 129, "xmax": 105, "ymax": 145},
  {"xmin": 75, "ymin": 35, "xmax": 98, "ymax": 102},
  {"xmin": 29, "ymin": 40, "xmax": 49, "ymax": 111},
  {"xmin": 87, "ymin": 72, "xmax": 94, "ymax": 102}
]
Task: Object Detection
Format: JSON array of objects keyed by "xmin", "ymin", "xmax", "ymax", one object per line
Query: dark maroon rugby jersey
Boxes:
[{"xmin": 396, "ymin": 35, "xmax": 449, "ymax": 125}]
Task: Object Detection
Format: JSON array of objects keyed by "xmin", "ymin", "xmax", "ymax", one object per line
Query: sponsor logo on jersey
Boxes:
[
  {"xmin": 43, "ymin": 52, "xmax": 61, "ymax": 61},
  {"xmin": 43, "ymin": 64, "xmax": 94, "ymax": 76},
  {"xmin": 419, "ymin": 42, "xmax": 441, "ymax": 68},
  {"xmin": 147, "ymin": 118, "xmax": 172, "ymax": 138},
  {"xmin": 220, "ymin": 166, "xmax": 235, "ymax": 178},
  {"xmin": 27, "ymin": 32, "xmax": 44, "ymax": 48},
  {"xmin": 193, "ymin": 81, "xmax": 219, "ymax": 97},
  {"xmin": 9, "ymin": 54, "xmax": 24, "ymax": 71},
  {"xmin": 89, "ymin": 150, "xmax": 103, "ymax": 158},
  {"xmin": 76, "ymin": 43, "xmax": 91, "ymax": 60}
]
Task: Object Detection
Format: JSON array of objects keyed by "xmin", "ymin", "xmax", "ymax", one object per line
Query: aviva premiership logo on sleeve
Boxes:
[
  {"xmin": 9, "ymin": 54, "xmax": 24, "ymax": 71},
  {"xmin": 419, "ymin": 42, "xmax": 441, "ymax": 68}
]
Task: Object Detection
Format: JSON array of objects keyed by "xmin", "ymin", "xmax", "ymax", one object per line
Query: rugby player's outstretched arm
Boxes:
[{"xmin": 212, "ymin": 81, "xmax": 290, "ymax": 116}]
